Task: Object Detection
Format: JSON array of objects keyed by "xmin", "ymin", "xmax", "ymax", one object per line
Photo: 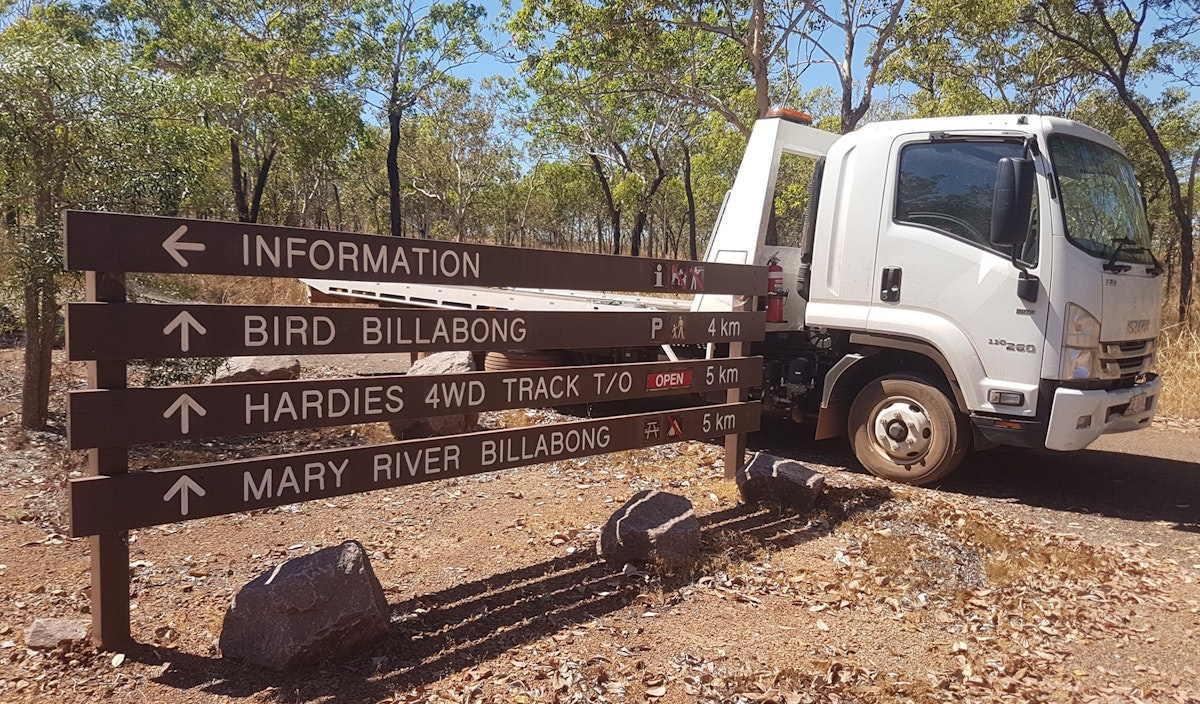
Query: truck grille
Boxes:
[{"xmin": 1100, "ymin": 338, "xmax": 1156, "ymax": 380}]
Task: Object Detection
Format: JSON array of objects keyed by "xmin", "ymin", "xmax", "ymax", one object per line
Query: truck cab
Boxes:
[{"xmin": 697, "ymin": 111, "xmax": 1162, "ymax": 484}]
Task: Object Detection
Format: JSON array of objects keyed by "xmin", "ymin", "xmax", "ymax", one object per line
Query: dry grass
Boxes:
[
  {"xmin": 1156, "ymin": 319, "xmax": 1200, "ymax": 418},
  {"xmin": 128, "ymin": 273, "xmax": 309, "ymax": 305},
  {"xmin": 855, "ymin": 500, "xmax": 1114, "ymax": 597},
  {"xmin": 694, "ymin": 527, "xmax": 771, "ymax": 575},
  {"xmin": 189, "ymin": 274, "xmax": 309, "ymax": 305}
]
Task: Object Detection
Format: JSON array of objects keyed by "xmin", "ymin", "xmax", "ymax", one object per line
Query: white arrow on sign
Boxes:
[
  {"xmin": 162, "ymin": 311, "xmax": 207, "ymax": 352},
  {"xmin": 163, "ymin": 393, "xmax": 207, "ymax": 434},
  {"xmin": 163, "ymin": 475, "xmax": 206, "ymax": 516},
  {"xmin": 162, "ymin": 225, "xmax": 206, "ymax": 267}
]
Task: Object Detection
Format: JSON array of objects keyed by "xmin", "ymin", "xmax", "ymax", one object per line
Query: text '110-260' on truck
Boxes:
[{"xmin": 306, "ymin": 107, "xmax": 1163, "ymax": 486}]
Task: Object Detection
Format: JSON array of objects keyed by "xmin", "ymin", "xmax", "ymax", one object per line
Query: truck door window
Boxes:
[{"xmin": 895, "ymin": 141, "xmax": 1037, "ymax": 263}]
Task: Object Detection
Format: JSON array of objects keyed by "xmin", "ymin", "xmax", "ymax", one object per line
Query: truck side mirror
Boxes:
[{"xmin": 990, "ymin": 157, "xmax": 1035, "ymax": 247}]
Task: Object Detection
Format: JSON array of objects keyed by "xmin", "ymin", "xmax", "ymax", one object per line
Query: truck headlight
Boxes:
[
  {"xmin": 1062, "ymin": 304, "xmax": 1102, "ymax": 379},
  {"xmin": 1064, "ymin": 303, "xmax": 1101, "ymax": 349}
]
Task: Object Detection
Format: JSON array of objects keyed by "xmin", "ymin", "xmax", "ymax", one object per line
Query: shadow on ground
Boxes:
[
  {"xmin": 748, "ymin": 411, "xmax": 1199, "ymax": 532},
  {"xmin": 939, "ymin": 446, "xmax": 1200, "ymax": 531},
  {"xmin": 131, "ymin": 485, "xmax": 891, "ymax": 702}
]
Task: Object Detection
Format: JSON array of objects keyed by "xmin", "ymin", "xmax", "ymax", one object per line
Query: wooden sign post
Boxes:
[{"xmin": 62, "ymin": 211, "xmax": 768, "ymax": 648}]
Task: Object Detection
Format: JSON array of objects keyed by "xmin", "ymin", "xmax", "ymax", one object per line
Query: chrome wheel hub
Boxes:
[{"xmin": 872, "ymin": 398, "xmax": 933, "ymax": 464}]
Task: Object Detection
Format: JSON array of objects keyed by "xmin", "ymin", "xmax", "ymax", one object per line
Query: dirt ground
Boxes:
[{"xmin": 1, "ymin": 348, "xmax": 1198, "ymax": 704}]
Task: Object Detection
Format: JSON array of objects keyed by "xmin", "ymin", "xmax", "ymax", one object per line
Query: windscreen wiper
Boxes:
[
  {"xmin": 1104, "ymin": 238, "xmax": 1142, "ymax": 274},
  {"xmin": 1145, "ymin": 246, "xmax": 1164, "ymax": 276}
]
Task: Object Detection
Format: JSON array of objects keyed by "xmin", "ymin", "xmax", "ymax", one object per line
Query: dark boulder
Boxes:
[
  {"xmin": 219, "ymin": 540, "xmax": 389, "ymax": 670},
  {"xmin": 598, "ymin": 490, "xmax": 700, "ymax": 568},
  {"xmin": 388, "ymin": 351, "xmax": 478, "ymax": 439},
  {"xmin": 210, "ymin": 356, "xmax": 301, "ymax": 384},
  {"xmin": 737, "ymin": 452, "xmax": 826, "ymax": 513}
]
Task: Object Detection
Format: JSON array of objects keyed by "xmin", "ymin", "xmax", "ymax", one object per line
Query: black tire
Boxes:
[{"xmin": 847, "ymin": 374, "xmax": 969, "ymax": 486}]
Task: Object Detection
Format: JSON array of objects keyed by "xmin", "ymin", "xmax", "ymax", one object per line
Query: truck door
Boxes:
[{"xmin": 867, "ymin": 136, "xmax": 1049, "ymax": 418}]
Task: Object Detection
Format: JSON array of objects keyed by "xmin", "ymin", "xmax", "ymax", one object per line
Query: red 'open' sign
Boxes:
[{"xmin": 646, "ymin": 369, "xmax": 693, "ymax": 391}]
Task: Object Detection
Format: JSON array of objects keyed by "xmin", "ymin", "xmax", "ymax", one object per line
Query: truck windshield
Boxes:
[{"xmin": 1049, "ymin": 136, "xmax": 1153, "ymax": 265}]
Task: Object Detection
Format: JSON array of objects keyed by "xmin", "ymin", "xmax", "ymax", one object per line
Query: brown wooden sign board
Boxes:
[
  {"xmin": 65, "ymin": 303, "xmax": 766, "ymax": 361},
  {"xmin": 69, "ymin": 402, "xmax": 760, "ymax": 536},
  {"xmin": 67, "ymin": 358, "xmax": 764, "ymax": 448},
  {"xmin": 63, "ymin": 211, "xmax": 766, "ymax": 295}
]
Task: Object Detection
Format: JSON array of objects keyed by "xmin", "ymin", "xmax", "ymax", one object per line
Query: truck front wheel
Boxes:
[{"xmin": 848, "ymin": 374, "xmax": 969, "ymax": 486}]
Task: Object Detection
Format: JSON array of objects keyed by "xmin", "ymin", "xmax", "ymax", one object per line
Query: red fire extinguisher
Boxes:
[{"xmin": 766, "ymin": 254, "xmax": 787, "ymax": 323}]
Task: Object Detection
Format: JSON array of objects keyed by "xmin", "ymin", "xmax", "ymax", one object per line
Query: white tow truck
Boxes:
[{"xmin": 308, "ymin": 108, "xmax": 1163, "ymax": 485}]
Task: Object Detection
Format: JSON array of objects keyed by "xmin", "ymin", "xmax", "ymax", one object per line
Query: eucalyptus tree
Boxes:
[
  {"xmin": 256, "ymin": 92, "xmax": 366, "ymax": 230},
  {"xmin": 1025, "ymin": 0, "xmax": 1200, "ymax": 319},
  {"xmin": 400, "ymin": 81, "xmax": 518, "ymax": 241},
  {"xmin": 107, "ymin": 0, "xmax": 358, "ymax": 223},
  {"xmin": 1074, "ymin": 89, "xmax": 1200, "ymax": 296},
  {"xmin": 338, "ymin": 0, "xmax": 489, "ymax": 237},
  {"xmin": 521, "ymin": 63, "xmax": 691, "ymax": 255},
  {"xmin": 513, "ymin": 0, "xmax": 785, "ymax": 137},
  {"xmin": 484, "ymin": 157, "xmax": 607, "ymax": 251},
  {"xmin": 583, "ymin": 0, "xmax": 909, "ymax": 135},
  {"xmin": 0, "ymin": 15, "xmax": 201, "ymax": 428},
  {"xmin": 788, "ymin": 0, "xmax": 907, "ymax": 133},
  {"xmin": 883, "ymin": 0, "xmax": 1096, "ymax": 116},
  {"xmin": 513, "ymin": 0, "xmax": 716, "ymax": 255}
]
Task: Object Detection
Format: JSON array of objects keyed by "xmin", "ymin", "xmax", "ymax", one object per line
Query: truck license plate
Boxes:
[{"xmin": 1125, "ymin": 394, "xmax": 1147, "ymax": 416}]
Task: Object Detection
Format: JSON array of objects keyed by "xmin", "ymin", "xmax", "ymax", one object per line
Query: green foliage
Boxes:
[
  {"xmin": 1021, "ymin": 0, "xmax": 1200, "ymax": 316},
  {"xmin": 336, "ymin": 0, "xmax": 489, "ymax": 235},
  {"xmin": 0, "ymin": 0, "xmax": 1197, "ymax": 308},
  {"xmin": 342, "ymin": 0, "xmax": 489, "ymax": 115},
  {"xmin": 884, "ymin": 0, "xmax": 1082, "ymax": 116},
  {"xmin": 107, "ymin": 0, "xmax": 365, "ymax": 222},
  {"xmin": 402, "ymin": 81, "xmax": 518, "ymax": 240}
]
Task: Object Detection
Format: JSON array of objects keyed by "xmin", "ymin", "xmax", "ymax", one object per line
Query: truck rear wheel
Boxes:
[{"xmin": 848, "ymin": 374, "xmax": 969, "ymax": 486}]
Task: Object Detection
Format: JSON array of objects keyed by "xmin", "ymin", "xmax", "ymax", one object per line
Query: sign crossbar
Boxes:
[
  {"xmin": 64, "ymin": 211, "xmax": 766, "ymax": 295},
  {"xmin": 66, "ymin": 303, "xmax": 765, "ymax": 361},
  {"xmin": 69, "ymin": 402, "xmax": 761, "ymax": 537},
  {"xmin": 68, "ymin": 358, "xmax": 764, "ymax": 448}
]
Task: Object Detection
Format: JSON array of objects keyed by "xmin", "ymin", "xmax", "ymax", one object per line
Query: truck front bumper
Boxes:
[{"xmin": 1044, "ymin": 374, "xmax": 1160, "ymax": 451}]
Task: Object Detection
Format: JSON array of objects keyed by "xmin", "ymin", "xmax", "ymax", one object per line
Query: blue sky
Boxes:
[{"xmin": 454, "ymin": 0, "xmax": 1198, "ymax": 120}]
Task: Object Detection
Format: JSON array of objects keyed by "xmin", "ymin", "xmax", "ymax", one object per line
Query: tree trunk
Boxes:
[
  {"xmin": 230, "ymin": 137, "xmax": 251, "ymax": 223},
  {"xmin": 747, "ymin": 0, "xmax": 771, "ymax": 119},
  {"xmin": 1188, "ymin": 147, "xmax": 1200, "ymax": 320},
  {"xmin": 1118, "ymin": 92, "xmax": 1194, "ymax": 320},
  {"xmin": 1028, "ymin": 3, "xmax": 1194, "ymax": 320},
  {"xmin": 247, "ymin": 147, "xmax": 276, "ymax": 225},
  {"xmin": 683, "ymin": 143, "xmax": 698, "ymax": 260},
  {"xmin": 387, "ymin": 112, "xmax": 404, "ymax": 237},
  {"xmin": 587, "ymin": 153, "xmax": 621, "ymax": 255},
  {"xmin": 332, "ymin": 182, "xmax": 344, "ymax": 231},
  {"xmin": 22, "ymin": 147, "xmax": 61, "ymax": 430},
  {"xmin": 630, "ymin": 212, "xmax": 647, "ymax": 257},
  {"xmin": 21, "ymin": 279, "xmax": 46, "ymax": 429},
  {"xmin": 1165, "ymin": 244, "xmax": 1176, "ymax": 302},
  {"xmin": 629, "ymin": 149, "xmax": 669, "ymax": 257},
  {"xmin": 20, "ymin": 250, "xmax": 56, "ymax": 431}
]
